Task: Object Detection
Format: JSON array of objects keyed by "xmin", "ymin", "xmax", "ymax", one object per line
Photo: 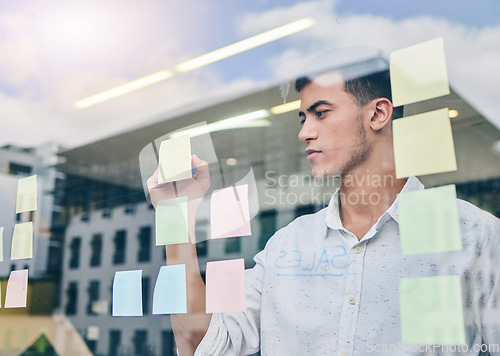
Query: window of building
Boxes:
[
  {"xmin": 137, "ymin": 226, "xmax": 151, "ymax": 263},
  {"xmin": 65, "ymin": 282, "xmax": 78, "ymax": 316},
  {"xmin": 8, "ymin": 162, "xmax": 32, "ymax": 176},
  {"xmin": 196, "ymin": 240, "xmax": 208, "ymax": 258},
  {"xmin": 224, "ymin": 237, "xmax": 241, "ymax": 254},
  {"xmin": 258, "ymin": 209, "xmax": 277, "ymax": 250},
  {"xmin": 90, "ymin": 233, "xmax": 103, "ymax": 267},
  {"xmin": 195, "ymin": 221, "xmax": 208, "ymax": 257},
  {"xmin": 142, "ymin": 277, "xmax": 150, "ymax": 315},
  {"xmin": 113, "ymin": 230, "xmax": 127, "ymax": 265},
  {"xmin": 133, "ymin": 330, "xmax": 148, "ymax": 356},
  {"xmin": 161, "ymin": 330, "xmax": 176, "ymax": 356},
  {"xmin": 86, "ymin": 340, "xmax": 97, "ymax": 354},
  {"xmin": 86, "ymin": 280, "xmax": 100, "ymax": 315},
  {"xmin": 109, "ymin": 330, "xmax": 121, "ymax": 356},
  {"xmin": 69, "ymin": 237, "xmax": 81, "ymax": 269}
]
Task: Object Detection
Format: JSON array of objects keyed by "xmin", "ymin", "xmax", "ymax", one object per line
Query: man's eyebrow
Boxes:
[{"xmin": 307, "ymin": 100, "xmax": 332, "ymax": 113}]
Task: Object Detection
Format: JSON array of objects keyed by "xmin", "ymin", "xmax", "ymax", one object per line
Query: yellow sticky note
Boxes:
[
  {"xmin": 11, "ymin": 222, "xmax": 33, "ymax": 260},
  {"xmin": 400, "ymin": 276, "xmax": 465, "ymax": 344},
  {"xmin": 393, "ymin": 108, "xmax": 457, "ymax": 178},
  {"xmin": 16, "ymin": 175, "xmax": 37, "ymax": 213},
  {"xmin": 158, "ymin": 135, "xmax": 192, "ymax": 184},
  {"xmin": 390, "ymin": 37, "xmax": 450, "ymax": 106}
]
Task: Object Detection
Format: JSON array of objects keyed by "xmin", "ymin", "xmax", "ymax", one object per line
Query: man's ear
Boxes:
[{"xmin": 369, "ymin": 98, "xmax": 393, "ymax": 132}]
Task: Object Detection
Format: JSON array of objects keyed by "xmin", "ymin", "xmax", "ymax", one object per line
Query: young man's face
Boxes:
[{"xmin": 298, "ymin": 73, "xmax": 372, "ymax": 179}]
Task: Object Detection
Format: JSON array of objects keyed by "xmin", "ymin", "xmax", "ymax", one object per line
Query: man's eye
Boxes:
[
  {"xmin": 316, "ymin": 110, "xmax": 328, "ymax": 118},
  {"xmin": 299, "ymin": 118, "xmax": 306, "ymax": 125}
]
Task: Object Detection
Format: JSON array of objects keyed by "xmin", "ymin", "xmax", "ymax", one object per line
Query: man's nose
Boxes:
[{"xmin": 298, "ymin": 119, "xmax": 318, "ymax": 142}]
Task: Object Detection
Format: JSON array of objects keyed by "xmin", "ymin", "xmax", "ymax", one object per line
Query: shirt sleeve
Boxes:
[
  {"xmin": 478, "ymin": 213, "xmax": 500, "ymax": 354},
  {"xmin": 194, "ymin": 249, "xmax": 266, "ymax": 356}
]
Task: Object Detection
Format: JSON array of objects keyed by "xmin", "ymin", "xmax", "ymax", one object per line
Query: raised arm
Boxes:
[{"xmin": 147, "ymin": 154, "xmax": 212, "ymax": 356}]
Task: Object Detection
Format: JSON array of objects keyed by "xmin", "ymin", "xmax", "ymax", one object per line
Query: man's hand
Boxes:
[{"xmin": 147, "ymin": 154, "xmax": 211, "ymax": 209}]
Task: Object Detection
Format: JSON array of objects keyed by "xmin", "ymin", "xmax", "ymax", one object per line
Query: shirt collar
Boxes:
[{"xmin": 325, "ymin": 176, "xmax": 425, "ymax": 230}]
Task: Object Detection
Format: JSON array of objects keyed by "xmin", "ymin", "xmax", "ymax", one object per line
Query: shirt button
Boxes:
[
  {"xmin": 354, "ymin": 246, "xmax": 362, "ymax": 254},
  {"xmin": 348, "ymin": 297, "xmax": 356, "ymax": 305}
]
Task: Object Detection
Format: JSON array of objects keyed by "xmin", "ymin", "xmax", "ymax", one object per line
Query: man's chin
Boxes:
[{"xmin": 311, "ymin": 168, "xmax": 340, "ymax": 180}]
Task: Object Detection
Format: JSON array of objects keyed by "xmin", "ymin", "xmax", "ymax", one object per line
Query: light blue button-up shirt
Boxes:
[{"xmin": 195, "ymin": 177, "xmax": 500, "ymax": 355}]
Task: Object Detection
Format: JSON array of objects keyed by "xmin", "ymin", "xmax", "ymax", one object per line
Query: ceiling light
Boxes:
[
  {"xmin": 270, "ymin": 100, "xmax": 301, "ymax": 115},
  {"xmin": 75, "ymin": 70, "xmax": 174, "ymax": 109},
  {"xmin": 226, "ymin": 158, "xmax": 238, "ymax": 166},
  {"xmin": 170, "ymin": 109, "xmax": 271, "ymax": 138},
  {"xmin": 175, "ymin": 18, "xmax": 316, "ymax": 72},
  {"xmin": 448, "ymin": 109, "xmax": 459, "ymax": 118}
]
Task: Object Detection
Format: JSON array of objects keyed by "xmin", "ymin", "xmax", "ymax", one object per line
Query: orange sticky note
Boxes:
[
  {"xmin": 206, "ymin": 259, "xmax": 245, "ymax": 313},
  {"xmin": 5, "ymin": 269, "xmax": 28, "ymax": 308},
  {"xmin": 210, "ymin": 184, "xmax": 251, "ymax": 239}
]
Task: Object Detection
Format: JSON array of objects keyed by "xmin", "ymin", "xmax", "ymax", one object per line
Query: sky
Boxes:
[{"xmin": 0, "ymin": 0, "xmax": 499, "ymax": 148}]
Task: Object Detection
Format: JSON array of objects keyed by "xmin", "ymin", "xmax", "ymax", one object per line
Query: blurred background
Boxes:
[{"xmin": 0, "ymin": 0, "xmax": 499, "ymax": 355}]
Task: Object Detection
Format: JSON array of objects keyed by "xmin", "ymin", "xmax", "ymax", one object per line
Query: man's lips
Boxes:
[{"xmin": 306, "ymin": 149, "xmax": 321, "ymax": 161}]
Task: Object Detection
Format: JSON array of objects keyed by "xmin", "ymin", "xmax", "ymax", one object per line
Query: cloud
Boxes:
[{"xmin": 237, "ymin": 1, "xmax": 500, "ymax": 129}]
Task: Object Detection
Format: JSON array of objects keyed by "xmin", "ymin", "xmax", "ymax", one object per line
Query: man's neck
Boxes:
[{"xmin": 338, "ymin": 166, "xmax": 406, "ymax": 240}]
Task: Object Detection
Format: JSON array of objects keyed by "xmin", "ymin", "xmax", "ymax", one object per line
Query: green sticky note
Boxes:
[
  {"xmin": 398, "ymin": 184, "xmax": 462, "ymax": 255},
  {"xmin": 16, "ymin": 175, "xmax": 37, "ymax": 213},
  {"xmin": 156, "ymin": 197, "xmax": 189, "ymax": 245},
  {"xmin": 400, "ymin": 275, "xmax": 465, "ymax": 344},
  {"xmin": 390, "ymin": 37, "xmax": 450, "ymax": 106},
  {"xmin": 11, "ymin": 222, "xmax": 33, "ymax": 260},
  {"xmin": 393, "ymin": 108, "xmax": 457, "ymax": 178},
  {"xmin": 158, "ymin": 135, "xmax": 192, "ymax": 184}
]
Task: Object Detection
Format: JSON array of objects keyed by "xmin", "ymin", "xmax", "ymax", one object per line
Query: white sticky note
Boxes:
[
  {"xmin": 11, "ymin": 222, "xmax": 33, "ymax": 260},
  {"xmin": 393, "ymin": 108, "xmax": 457, "ymax": 178},
  {"xmin": 210, "ymin": 184, "xmax": 251, "ymax": 239},
  {"xmin": 390, "ymin": 37, "xmax": 450, "ymax": 106},
  {"xmin": 5, "ymin": 269, "xmax": 28, "ymax": 308},
  {"xmin": 158, "ymin": 135, "xmax": 192, "ymax": 184}
]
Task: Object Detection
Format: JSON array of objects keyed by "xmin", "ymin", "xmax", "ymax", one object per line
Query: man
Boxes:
[{"xmin": 148, "ymin": 62, "xmax": 499, "ymax": 355}]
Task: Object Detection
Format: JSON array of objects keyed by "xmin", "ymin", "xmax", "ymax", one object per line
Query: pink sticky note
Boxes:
[
  {"xmin": 206, "ymin": 259, "xmax": 245, "ymax": 313},
  {"xmin": 210, "ymin": 184, "xmax": 251, "ymax": 239},
  {"xmin": 5, "ymin": 269, "xmax": 28, "ymax": 308}
]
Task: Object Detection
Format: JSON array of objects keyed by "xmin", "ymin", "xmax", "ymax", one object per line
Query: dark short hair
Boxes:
[{"xmin": 295, "ymin": 69, "xmax": 403, "ymax": 119}]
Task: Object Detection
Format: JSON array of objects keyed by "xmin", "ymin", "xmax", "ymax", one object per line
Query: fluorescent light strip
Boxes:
[
  {"xmin": 74, "ymin": 70, "xmax": 174, "ymax": 109},
  {"xmin": 175, "ymin": 18, "xmax": 316, "ymax": 72},
  {"xmin": 270, "ymin": 100, "xmax": 301, "ymax": 115},
  {"xmin": 171, "ymin": 110, "xmax": 270, "ymax": 138}
]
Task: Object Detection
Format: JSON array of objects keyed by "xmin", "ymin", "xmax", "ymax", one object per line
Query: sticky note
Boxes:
[
  {"xmin": 393, "ymin": 108, "xmax": 457, "ymax": 178},
  {"xmin": 152, "ymin": 265, "xmax": 187, "ymax": 314},
  {"xmin": 5, "ymin": 269, "xmax": 28, "ymax": 308},
  {"xmin": 400, "ymin": 275, "xmax": 465, "ymax": 344},
  {"xmin": 11, "ymin": 222, "xmax": 33, "ymax": 260},
  {"xmin": 390, "ymin": 37, "xmax": 450, "ymax": 106},
  {"xmin": 206, "ymin": 259, "xmax": 246, "ymax": 313},
  {"xmin": 156, "ymin": 197, "xmax": 189, "ymax": 245},
  {"xmin": 158, "ymin": 135, "xmax": 192, "ymax": 184},
  {"xmin": 211, "ymin": 184, "xmax": 251, "ymax": 239},
  {"xmin": 0, "ymin": 227, "xmax": 3, "ymax": 262},
  {"xmin": 16, "ymin": 175, "xmax": 37, "ymax": 213},
  {"xmin": 398, "ymin": 185, "xmax": 462, "ymax": 255},
  {"xmin": 112, "ymin": 270, "xmax": 143, "ymax": 316}
]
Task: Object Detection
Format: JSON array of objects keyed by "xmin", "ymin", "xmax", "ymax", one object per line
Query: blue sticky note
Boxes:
[
  {"xmin": 153, "ymin": 265, "xmax": 187, "ymax": 314},
  {"xmin": 112, "ymin": 270, "xmax": 143, "ymax": 316}
]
